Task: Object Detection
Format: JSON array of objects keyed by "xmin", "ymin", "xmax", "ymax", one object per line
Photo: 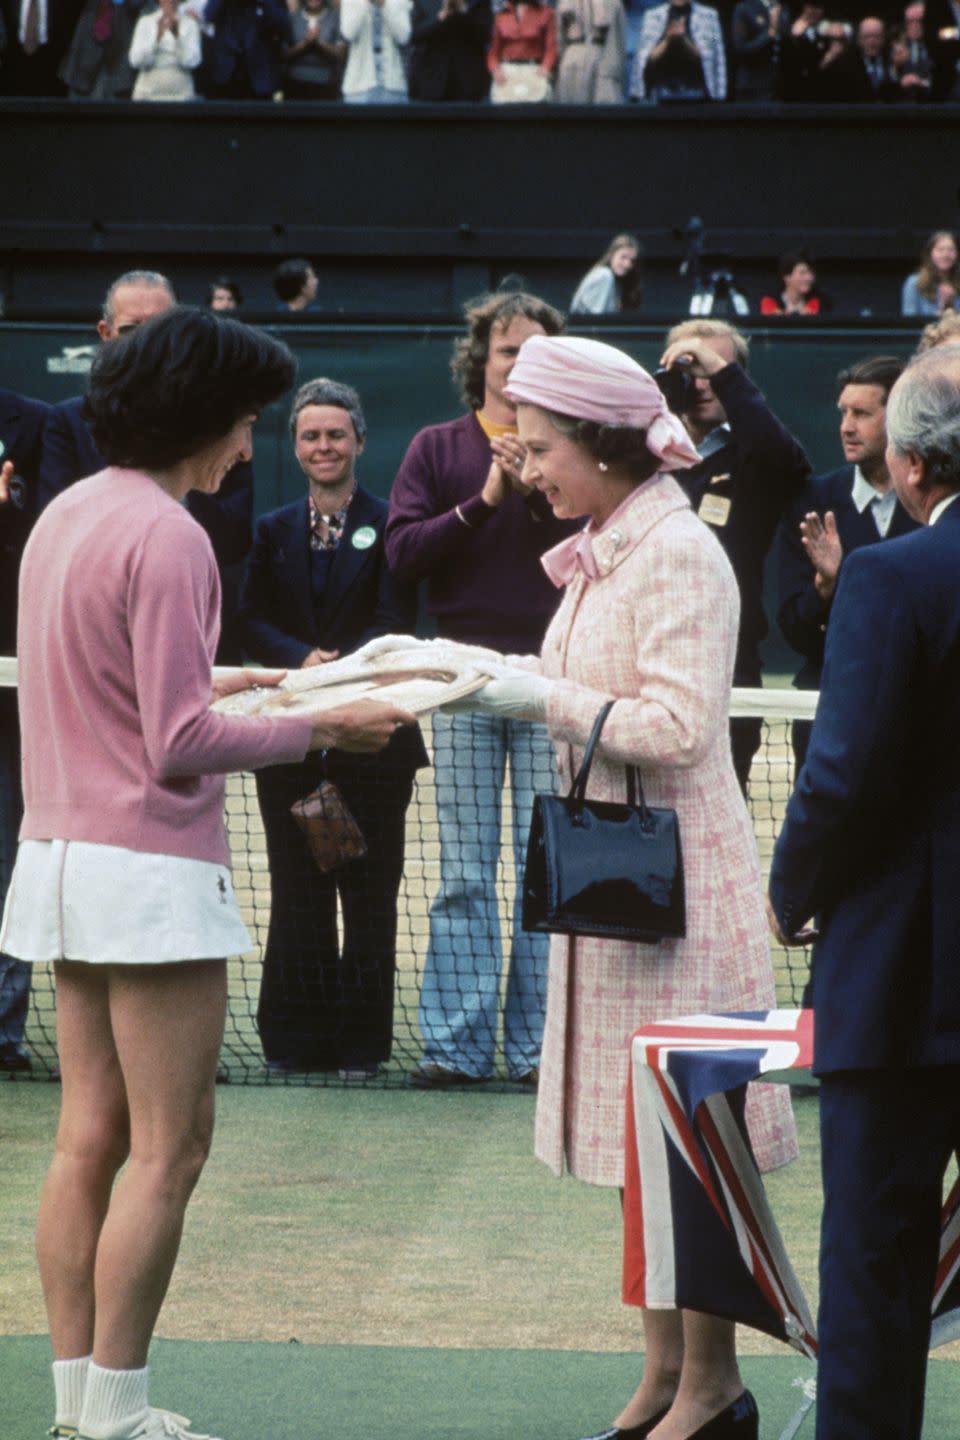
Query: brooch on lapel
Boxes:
[{"xmin": 595, "ymin": 526, "xmax": 626, "ymax": 575}]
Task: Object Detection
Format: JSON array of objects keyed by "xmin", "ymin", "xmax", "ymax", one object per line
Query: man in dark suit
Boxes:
[
  {"xmin": 39, "ymin": 269, "xmax": 255, "ymax": 660},
  {"xmin": 0, "ymin": 0, "xmax": 85, "ymax": 94},
  {"xmin": 924, "ymin": 0, "xmax": 960, "ymax": 98},
  {"xmin": 659, "ymin": 319, "xmax": 810, "ymax": 792},
  {"xmin": 768, "ymin": 342, "xmax": 960, "ymax": 1440},
  {"xmin": 778, "ymin": 354, "xmax": 918, "ymax": 769},
  {"xmin": 239, "ymin": 378, "xmax": 428, "ymax": 1078},
  {"xmin": 407, "ymin": 0, "xmax": 491, "ymax": 100},
  {"xmin": 0, "ymin": 388, "xmax": 48, "ymax": 1071},
  {"xmin": 204, "ymin": 0, "xmax": 293, "ymax": 97},
  {"xmin": 823, "ymin": 14, "xmax": 899, "ymax": 99}
]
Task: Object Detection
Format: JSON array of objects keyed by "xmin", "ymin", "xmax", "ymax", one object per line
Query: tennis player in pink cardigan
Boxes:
[
  {"xmin": 361, "ymin": 335, "xmax": 797, "ymax": 1440},
  {"xmin": 0, "ymin": 309, "xmax": 413, "ymax": 1440}
]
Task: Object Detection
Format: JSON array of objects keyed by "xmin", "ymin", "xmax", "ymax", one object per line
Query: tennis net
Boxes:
[{"xmin": 0, "ymin": 658, "xmax": 816, "ymax": 1087}]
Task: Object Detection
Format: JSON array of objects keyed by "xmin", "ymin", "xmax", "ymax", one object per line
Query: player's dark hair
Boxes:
[{"xmin": 86, "ymin": 307, "xmax": 296, "ymax": 470}]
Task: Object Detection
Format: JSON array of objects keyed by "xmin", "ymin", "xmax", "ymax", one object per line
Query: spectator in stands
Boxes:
[
  {"xmin": 777, "ymin": 355, "xmax": 917, "ymax": 770},
  {"xmin": 129, "ymin": 0, "xmax": 203, "ymax": 98},
  {"xmin": 0, "ymin": 390, "xmax": 48, "ymax": 1073},
  {"xmin": 888, "ymin": 20, "xmax": 932, "ymax": 95},
  {"xmin": 570, "ymin": 233, "xmax": 642, "ymax": 315},
  {"xmin": 283, "ymin": 0, "xmax": 344, "ymax": 97},
  {"xmin": 899, "ymin": 0, "xmax": 931, "ymax": 78},
  {"xmin": 760, "ymin": 250, "xmax": 823, "ymax": 315},
  {"xmin": 630, "ymin": 0, "xmax": 726, "ymax": 102},
  {"xmin": 916, "ymin": 307, "xmax": 960, "ymax": 351},
  {"xmin": 59, "ymin": 0, "xmax": 142, "ymax": 97},
  {"xmin": 924, "ymin": 0, "xmax": 960, "ymax": 97},
  {"xmin": 487, "ymin": 0, "xmax": 556, "ymax": 101},
  {"xmin": 238, "ymin": 378, "xmax": 428, "ymax": 1078},
  {"xmin": 731, "ymin": 0, "xmax": 790, "ymax": 100},
  {"xmin": 838, "ymin": 16, "xmax": 899, "ymax": 100},
  {"xmin": 901, "ymin": 230, "xmax": 960, "ymax": 316},
  {"xmin": 272, "ymin": 256, "xmax": 320, "ymax": 311},
  {"xmin": 408, "ymin": 0, "xmax": 492, "ymax": 100},
  {"xmin": 207, "ymin": 275, "xmax": 242, "ymax": 310},
  {"xmin": 39, "ymin": 270, "xmax": 255, "ymax": 663},
  {"xmin": 780, "ymin": 3, "xmax": 850, "ymax": 99},
  {"xmin": 553, "ymin": 0, "xmax": 625, "ymax": 103},
  {"xmin": 204, "ymin": 0, "xmax": 291, "ymax": 97},
  {"xmin": 0, "ymin": 0, "xmax": 83, "ymax": 93},
  {"xmin": 659, "ymin": 318, "xmax": 810, "ymax": 792},
  {"xmin": 339, "ymin": 0, "xmax": 411, "ymax": 101},
  {"xmin": 385, "ymin": 291, "xmax": 574, "ymax": 1088}
]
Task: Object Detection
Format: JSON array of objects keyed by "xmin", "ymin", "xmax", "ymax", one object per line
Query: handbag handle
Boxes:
[{"xmin": 570, "ymin": 700, "xmax": 649, "ymax": 818}]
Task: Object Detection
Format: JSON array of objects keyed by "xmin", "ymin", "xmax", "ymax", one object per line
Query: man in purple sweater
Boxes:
[{"xmin": 386, "ymin": 290, "xmax": 576, "ymax": 1087}]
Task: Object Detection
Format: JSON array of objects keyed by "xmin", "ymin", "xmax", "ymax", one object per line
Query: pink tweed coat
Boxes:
[{"xmin": 527, "ymin": 473, "xmax": 798, "ymax": 1187}]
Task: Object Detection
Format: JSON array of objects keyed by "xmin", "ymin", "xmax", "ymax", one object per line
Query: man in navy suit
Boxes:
[
  {"xmin": 239, "ymin": 378, "xmax": 428, "ymax": 1077},
  {"xmin": 0, "ymin": 388, "xmax": 49, "ymax": 1071},
  {"xmin": 768, "ymin": 343, "xmax": 960, "ymax": 1440},
  {"xmin": 39, "ymin": 270, "xmax": 255, "ymax": 660},
  {"xmin": 778, "ymin": 355, "xmax": 918, "ymax": 769}
]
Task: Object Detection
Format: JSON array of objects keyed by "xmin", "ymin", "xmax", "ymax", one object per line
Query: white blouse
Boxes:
[{"xmin": 129, "ymin": 6, "xmax": 203, "ymax": 101}]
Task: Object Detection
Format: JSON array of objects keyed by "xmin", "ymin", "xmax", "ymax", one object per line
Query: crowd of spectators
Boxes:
[
  {"xmin": 0, "ymin": 0, "xmax": 955, "ymax": 101},
  {"xmin": 201, "ymin": 232, "xmax": 959, "ymax": 320}
]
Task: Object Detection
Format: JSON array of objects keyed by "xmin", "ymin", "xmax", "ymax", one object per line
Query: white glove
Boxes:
[
  {"xmin": 352, "ymin": 635, "xmax": 431, "ymax": 666},
  {"xmin": 444, "ymin": 666, "xmax": 554, "ymax": 721},
  {"xmin": 426, "ymin": 639, "xmax": 508, "ymax": 670}
]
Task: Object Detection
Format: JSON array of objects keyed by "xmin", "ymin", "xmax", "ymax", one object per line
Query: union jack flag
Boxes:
[{"xmin": 622, "ymin": 1009, "xmax": 960, "ymax": 1358}]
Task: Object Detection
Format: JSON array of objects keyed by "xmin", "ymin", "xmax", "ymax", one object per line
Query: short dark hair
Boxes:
[
  {"xmin": 836, "ymin": 355, "xmax": 904, "ymax": 402},
  {"xmin": 778, "ymin": 249, "xmax": 815, "ymax": 281},
  {"xmin": 207, "ymin": 276, "xmax": 243, "ymax": 307},
  {"xmin": 86, "ymin": 307, "xmax": 296, "ymax": 470},
  {"xmin": 273, "ymin": 258, "xmax": 313, "ymax": 303},
  {"xmin": 451, "ymin": 292, "xmax": 564, "ymax": 411},
  {"xmin": 544, "ymin": 411, "xmax": 661, "ymax": 484}
]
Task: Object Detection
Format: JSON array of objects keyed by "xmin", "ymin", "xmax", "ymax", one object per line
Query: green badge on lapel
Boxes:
[{"xmin": 352, "ymin": 526, "xmax": 376, "ymax": 550}]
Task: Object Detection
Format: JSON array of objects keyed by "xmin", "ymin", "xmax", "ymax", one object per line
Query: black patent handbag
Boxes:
[{"xmin": 522, "ymin": 700, "xmax": 686, "ymax": 944}]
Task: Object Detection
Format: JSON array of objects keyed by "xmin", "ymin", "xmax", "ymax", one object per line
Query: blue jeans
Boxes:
[
  {"xmin": 419, "ymin": 710, "xmax": 555, "ymax": 1078},
  {"xmin": 0, "ymin": 693, "xmax": 29, "ymax": 1052},
  {"xmin": 343, "ymin": 88, "xmax": 408, "ymax": 104}
]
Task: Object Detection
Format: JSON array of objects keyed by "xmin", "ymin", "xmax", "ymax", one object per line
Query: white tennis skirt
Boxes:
[{"xmin": 0, "ymin": 839, "xmax": 252, "ymax": 964}]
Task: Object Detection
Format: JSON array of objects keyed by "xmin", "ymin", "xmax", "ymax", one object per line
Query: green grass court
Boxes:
[{"xmin": 3, "ymin": 1086, "xmax": 959, "ymax": 1438}]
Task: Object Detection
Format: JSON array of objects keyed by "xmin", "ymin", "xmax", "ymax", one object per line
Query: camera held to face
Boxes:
[{"xmin": 654, "ymin": 356, "xmax": 697, "ymax": 415}]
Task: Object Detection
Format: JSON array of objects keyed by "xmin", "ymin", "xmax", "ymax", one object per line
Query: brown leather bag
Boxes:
[{"xmin": 290, "ymin": 781, "xmax": 368, "ymax": 873}]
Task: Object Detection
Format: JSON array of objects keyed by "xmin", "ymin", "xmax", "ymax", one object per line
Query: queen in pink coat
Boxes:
[{"xmin": 412, "ymin": 335, "xmax": 797, "ymax": 1440}]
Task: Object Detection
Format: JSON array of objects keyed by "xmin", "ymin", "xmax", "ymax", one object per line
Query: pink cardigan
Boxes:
[{"xmin": 17, "ymin": 467, "xmax": 313, "ymax": 866}]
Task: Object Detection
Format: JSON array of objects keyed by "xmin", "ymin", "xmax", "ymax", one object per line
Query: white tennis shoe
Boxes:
[{"xmin": 78, "ymin": 1411, "xmax": 223, "ymax": 1440}]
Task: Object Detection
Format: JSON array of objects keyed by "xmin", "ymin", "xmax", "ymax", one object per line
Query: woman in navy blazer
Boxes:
[{"xmin": 239, "ymin": 378, "xmax": 428, "ymax": 1077}]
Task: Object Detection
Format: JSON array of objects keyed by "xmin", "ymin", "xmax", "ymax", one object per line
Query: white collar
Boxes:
[
  {"xmin": 930, "ymin": 492, "xmax": 960, "ymax": 526},
  {"xmin": 850, "ymin": 466, "xmax": 892, "ymax": 514}
]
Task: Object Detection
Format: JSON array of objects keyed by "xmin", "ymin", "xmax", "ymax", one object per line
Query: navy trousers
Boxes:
[{"xmin": 816, "ymin": 1068, "xmax": 960, "ymax": 1440}]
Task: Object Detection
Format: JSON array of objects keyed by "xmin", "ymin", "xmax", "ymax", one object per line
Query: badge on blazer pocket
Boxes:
[{"xmin": 698, "ymin": 493, "xmax": 732, "ymax": 527}]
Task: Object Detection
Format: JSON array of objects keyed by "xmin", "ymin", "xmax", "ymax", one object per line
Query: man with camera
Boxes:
[{"xmin": 658, "ymin": 318, "xmax": 810, "ymax": 791}]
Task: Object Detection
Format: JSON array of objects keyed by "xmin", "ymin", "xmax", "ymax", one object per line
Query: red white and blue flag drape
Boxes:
[{"xmin": 622, "ymin": 1009, "xmax": 960, "ymax": 1357}]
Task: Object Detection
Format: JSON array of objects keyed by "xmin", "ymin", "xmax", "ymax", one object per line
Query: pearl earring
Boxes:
[{"xmin": 598, "ymin": 461, "xmax": 609, "ymax": 473}]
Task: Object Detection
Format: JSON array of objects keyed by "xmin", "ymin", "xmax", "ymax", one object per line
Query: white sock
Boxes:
[
  {"xmin": 53, "ymin": 1355, "xmax": 91, "ymax": 1427},
  {"xmin": 79, "ymin": 1362, "xmax": 150, "ymax": 1439}
]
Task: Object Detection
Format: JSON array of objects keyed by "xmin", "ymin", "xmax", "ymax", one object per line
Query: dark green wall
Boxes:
[
  {"xmin": 6, "ymin": 318, "xmax": 922, "ymax": 672},
  {"xmin": 6, "ymin": 319, "xmax": 921, "ymax": 513}
]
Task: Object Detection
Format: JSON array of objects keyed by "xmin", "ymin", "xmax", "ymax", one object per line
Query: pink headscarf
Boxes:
[{"xmin": 504, "ymin": 334, "xmax": 700, "ymax": 470}]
